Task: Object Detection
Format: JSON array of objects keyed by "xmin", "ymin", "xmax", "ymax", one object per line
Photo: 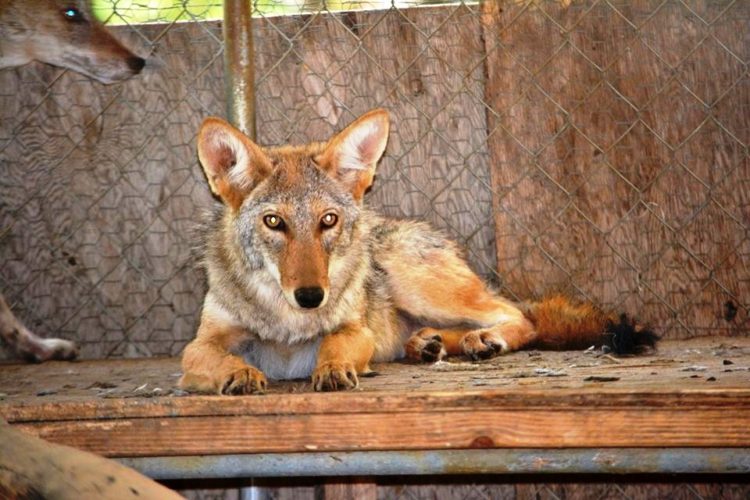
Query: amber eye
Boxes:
[
  {"xmin": 321, "ymin": 213, "xmax": 338, "ymax": 228},
  {"xmin": 263, "ymin": 214, "xmax": 285, "ymax": 230}
]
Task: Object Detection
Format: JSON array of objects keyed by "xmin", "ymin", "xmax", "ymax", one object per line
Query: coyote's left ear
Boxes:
[{"xmin": 317, "ymin": 109, "xmax": 389, "ymax": 201}]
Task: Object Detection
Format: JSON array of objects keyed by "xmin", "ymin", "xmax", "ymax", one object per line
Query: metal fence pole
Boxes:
[
  {"xmin": 223, "ymin": 0, "xmax": 256, "ymax": 139},
  {"xmin": 224, "ymin": 1, "xmax": 259, "ymax": 492}
]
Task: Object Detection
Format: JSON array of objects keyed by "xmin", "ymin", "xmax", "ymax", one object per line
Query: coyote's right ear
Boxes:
[
  {"xmin": 197, "ymin": 118, "xmax": 273, "ymax": 210},
  {"xmin": 317, "ymin": 109, "xmax": 389, "ymax": 201}
]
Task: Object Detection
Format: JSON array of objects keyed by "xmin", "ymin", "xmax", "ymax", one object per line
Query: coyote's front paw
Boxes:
[
  {"xmin": 312, "ymin": 361, "xmax": 359, "ymax": 391},
  {"xmin": 405, "ymin": 328, "xmax": 447, "ymax": 363},
  {"xmin": 218, "ymin": 366, "xmax": 268, "ymax": 395},
  {"xmin": 460, "ymin": 329, "xmax": 509, "ymax": 361}
]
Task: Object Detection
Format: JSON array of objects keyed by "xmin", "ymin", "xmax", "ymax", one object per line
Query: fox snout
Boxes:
[{"xmin": 294, "ymin": 287, "xmax": 326, "ymax": 309}]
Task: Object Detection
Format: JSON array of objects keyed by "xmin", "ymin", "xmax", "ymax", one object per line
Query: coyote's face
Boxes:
[
  {"xmin": 236, "ymin": 156, "xmax": 361, "ymax": 310},
  {"xmin": 197, "ymin": 110, "xmax": 389, "ymax": 311}
]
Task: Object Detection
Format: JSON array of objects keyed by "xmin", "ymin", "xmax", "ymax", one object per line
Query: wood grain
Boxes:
[{"xmin": 3, "ymin": 337, "xmax": 750, "ymax": 421}]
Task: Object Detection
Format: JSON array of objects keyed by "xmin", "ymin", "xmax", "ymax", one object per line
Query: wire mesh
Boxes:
[{"xmin": 0, "ymin": 0, "xmax": 747, "ymax": 359}]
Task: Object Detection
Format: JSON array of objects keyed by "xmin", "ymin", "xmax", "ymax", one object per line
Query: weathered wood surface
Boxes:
[
  {"xmin": 481, "ymin": 0, "xmax": 750, "ymax": 339},
  {"xmin": 1, "ymin": 337, "xmax": 749, "ymax": 457},
  {"xmin": 0, "ymin": 421, "xmax": 183, "ymax": 499}
]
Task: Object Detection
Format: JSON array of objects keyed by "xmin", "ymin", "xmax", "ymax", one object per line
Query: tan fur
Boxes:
[
  {"xmin": 313, "ymin": 321, "xmax": 375, "ymax": 391},
  {"xmin": 181, "ymin": 109, "xmax": 646, "ymax": 395},
  {"xmin": 181, "ymin": 313, "xmax": 267, "ymax": 394},
  {"xmin": 279, "ymin": 233, "xmax": 331, "ymax": 296}
]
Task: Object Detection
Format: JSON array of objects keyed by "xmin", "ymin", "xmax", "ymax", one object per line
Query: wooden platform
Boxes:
[{"xmin": 1, "ymin": 337, "xmax": 749, "ymax": 478}]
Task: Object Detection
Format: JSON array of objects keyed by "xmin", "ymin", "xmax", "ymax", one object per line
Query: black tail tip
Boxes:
[{"xmin": 604, "ymin": 313, "xmax": 659, "ymax": 355}]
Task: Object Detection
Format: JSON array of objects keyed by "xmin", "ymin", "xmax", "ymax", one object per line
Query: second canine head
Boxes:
[
  {"xmin": 0, "ymin": 0, "xmax": 145, "ymax": 84},
  {"xmin": 197, "ymin": 110, "xmax": 389, "ymax": 313}
]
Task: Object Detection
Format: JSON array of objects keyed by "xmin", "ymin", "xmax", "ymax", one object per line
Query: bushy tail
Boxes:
[{"xmin": 522, "ymin": 296, "xmax": 658, "ymax": 355}]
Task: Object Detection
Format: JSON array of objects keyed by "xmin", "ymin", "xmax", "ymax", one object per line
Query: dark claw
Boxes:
[
  {"xmin": 228, "ymin": 380, "xmax": 243, "ymax": 395},
  {"xmin": 488, "ymin": 341, "xmax": 504, "ymax": 353},
  {"xmin": 468, "ymin": 345, "xmax": 494, "ymax": 361},
  {"xmin": 476, "ymin": 348, "xmax": 495, "ymax": 360},
  {"xmin": 425, "ymin": 340, "xmax": 443, "ymax": 354},
  {"xmin": 221, "ymin": 376, "xmax": 234, "ymax": 395},
  {"xmin": 421, "ymin": 339, "xmax": 443, "ymax": 362}
]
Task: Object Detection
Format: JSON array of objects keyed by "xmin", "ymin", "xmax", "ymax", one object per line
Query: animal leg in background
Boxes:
[{"xmin": 0, "ymin": 293, "xmax": 78, "ymax": 362}]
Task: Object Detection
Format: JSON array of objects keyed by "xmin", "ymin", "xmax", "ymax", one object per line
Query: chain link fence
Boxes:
[{"xmin": 0, "ymin": 0, "xmax": 747, "ymax": 359}]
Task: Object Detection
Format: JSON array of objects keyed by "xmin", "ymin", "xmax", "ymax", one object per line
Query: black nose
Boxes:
[
  {"xmin": 127, "ymin": 56, "xmax": 146, "ymax": 72},
  {"xmin": 294, "ymin": 287, "xmax": 325, "ymax": 309}
]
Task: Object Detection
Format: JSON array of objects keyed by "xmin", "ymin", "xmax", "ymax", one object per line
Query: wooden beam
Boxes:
[
  {"xmin": 11, "ymin": 404, "xmax": 750, "ymax": 458},
  {"xmin": 0, "ymin": 421, "xmax": 182, "ymax": 499}
]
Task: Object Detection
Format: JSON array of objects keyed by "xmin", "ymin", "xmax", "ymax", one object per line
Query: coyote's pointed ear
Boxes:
[
  {"xmin": 197, "ymin": 118, "xmax": 273, "ymax": 210},
  {"xmin": 317, "ymin": 109, "xmax": 389, "ymax": 201}
]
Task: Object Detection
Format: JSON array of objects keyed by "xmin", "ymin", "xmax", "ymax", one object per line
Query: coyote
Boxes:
[
  {"xmin": 181, "ymin": 109, "xmax": 656, "ymax": 394},
  {"xmin": 0, "ymin": 0, "xmax": 144, "ymax": 361}
]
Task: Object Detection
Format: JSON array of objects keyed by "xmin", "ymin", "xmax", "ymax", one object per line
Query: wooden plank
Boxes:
[
  {"xmin": 1, "ymin": 338, "xmax": 750, "ymax": 457},
  {"xmin": 11, "ymin": 407, "xmax": 750, "ymax": 458},
  {"xmin": 481, "ymin": 0, "xmax": 750, "ymax": 338},
  {"xmin": 2, "ymin": 338, "xmax": 750, "ymax": 422},
  {"xmin": 4, "ymin": 388, "xmax": 750, "ymax": 423}
]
